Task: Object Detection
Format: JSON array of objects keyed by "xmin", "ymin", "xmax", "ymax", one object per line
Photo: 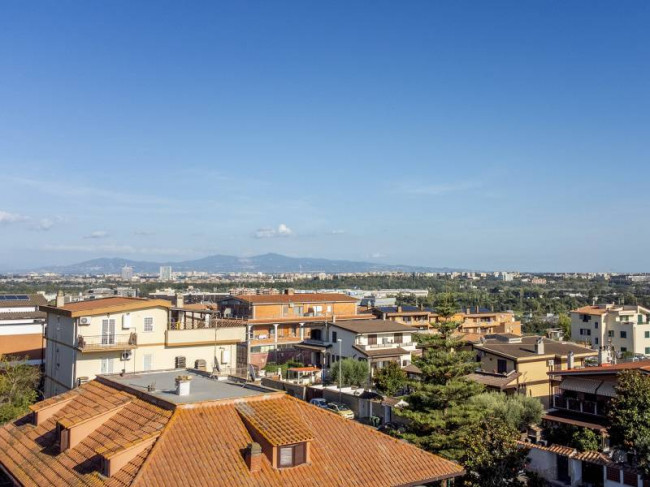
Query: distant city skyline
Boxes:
[{"xmin": 1, "ymin": 2, "xmax": 649, "ymax": 272}]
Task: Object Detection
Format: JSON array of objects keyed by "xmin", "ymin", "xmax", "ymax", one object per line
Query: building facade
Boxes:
[
  {"xmin": 41, "ymin": 297, "xmax": 246, "ymax": 397},
  {"xmin": 0, "ymin": 294, "xmax": 47, "ymax": 365},
  {"xmin": 570, "ymin": 304, "xmax": 650, "ymax": 356}
]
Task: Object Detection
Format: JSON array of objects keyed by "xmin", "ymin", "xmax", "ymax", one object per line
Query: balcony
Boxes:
[
  {"xmin": 166, "ymin": 327, "xmax": 245, "ymax": 347},
  {"xmin": 552, "ymin": 394, "xmax": 607, "ymax": 417},
  {"xmin": 356, "ymin": 341, "xmax": 414, "ymax": 351},
  {"xmin": 77, "ymin": 333, "xmax": 137, "ymax": 352}
]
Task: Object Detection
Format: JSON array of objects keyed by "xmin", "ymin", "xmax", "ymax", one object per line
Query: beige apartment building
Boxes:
[
  {"xmin": 41, "ymin": 297, "xmax": 246, "ymax": 397},
  {"xmin": 570, "ymin": 304, "xmax": 650, "ymax": 356}
]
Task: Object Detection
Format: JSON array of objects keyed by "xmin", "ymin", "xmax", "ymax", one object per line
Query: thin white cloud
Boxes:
[
  {"xmin": 329, "ymin": 229, "xmax": 346, "ymax": 235},
  {"xmin": 84, "ymin": 230, "xmax": 109, "ymax": 239},
  {"xmin": 33, "ymin": 218, "xmax": 54, "ymax": 231},
  {"xmin": 254, "ymin": 224, "xmax": 294, "ymax": 239},
  {"xmin": 0, "ymin": 210, "xmax": 28, "ymax": 224}
]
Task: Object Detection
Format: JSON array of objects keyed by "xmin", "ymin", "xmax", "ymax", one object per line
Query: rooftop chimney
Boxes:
[
  {"xmin": 175, "ymin": 375, "xmax": 191, "ymax": 396},
  {"xmin": 56, "ymin": 290, "xmax": 65, "ymax": 308},
  {"xmin": 534, "ymin": 337, "xmax": 545, "ymax": 355},
  {"xmin": 245, "ymin": 442, "xmax": 263, "ymax": 473},
  {"xmin": 176, "ymin": 293, "xmax": 184, "ymax": 308},
  {"xmin": 567, "ymin": 351, "xmax": 575, "ymax": 369}
]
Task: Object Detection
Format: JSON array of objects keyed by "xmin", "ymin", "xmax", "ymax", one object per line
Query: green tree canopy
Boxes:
[
  {"xmin": 373, "ymin": 361, "xmax": 407, "ymax": 397},
  {"xmin": 469, "ymin": 392, "xmax": 543, "ymax": 432},
  {"xmin": 330, "ymin": 358, "xmax": 370, "ymax": 388},
  {"xmin": 0, "ymin": 355, "xmax": 41, "ymax": 424}
]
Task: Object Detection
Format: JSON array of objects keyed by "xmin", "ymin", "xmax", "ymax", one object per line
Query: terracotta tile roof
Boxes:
[
  {"xmin": 0, "ymin": 381, "xmax": 173, "ymax": 486},
  {"xmin": 248, "ymin": 313, "xmax": 372, "ymax": 324},
  {"xmin": 353, "ymin": 345, "xmax": 411, "ymax": 358},
  {"xmin": 135, "ymin": 395, "xmax": 463, "ymax": 486},
  {"xmin": 40, "ymin": 297, "xmax": 172, "ymax": 317},
  {"xmin": 228, "ymin": 293, "xmax": 358, "ymax": 305},
  {"xmin": 550, "ymin": 359, "xmax": 650, "ymax": 376},
  {"xmin": 2, "ymin": 381, "xmax": 463, "ymax": 486},
  {"xmin": 572, "ymin": 305, "xmax": 610, "ymax": 316},
  {"xmin": 236, "ymin": 398, "xmax": 314, "ymax": 446}
]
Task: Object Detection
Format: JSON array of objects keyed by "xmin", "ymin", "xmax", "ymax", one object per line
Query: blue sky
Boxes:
[{"xmin": 1, "ymin": 1, "xmax": 648, "ymax": 272}]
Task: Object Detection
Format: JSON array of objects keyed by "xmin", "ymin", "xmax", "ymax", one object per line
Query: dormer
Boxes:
[
  {"xmin": 236, "ymin": 398, "xmax": 313, "ymax": 470},
  {"xmin": 97, "ymin": 432, "xmax": 161, "ymax": 477}
]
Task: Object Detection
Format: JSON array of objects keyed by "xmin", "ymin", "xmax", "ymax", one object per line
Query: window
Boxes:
[
  {"xmin": 101, "ymin": 358, "xmax": 114, "ymax": 374},
  {"xmin": 143, "ymin": 354, "xmax": 153, "ymax": 371},
  {"xmin": 332, "ymin": 331, "xmax": 337, "ymax": 343},
  {"xmin": 608, "ymin": 330, "xmax": 614, "ymax": 338},
  {"xmin": 621, "ymin": 347, "xmax": 627, "ymax": 352},
  {"xmin": 594, "ymin": 322, "xmax": 599, "ymax": 329},
  {"xmin": 497, "ymin": 359, "xmax": 507, "ymax": 374},
  {"xmin": 282, "ymin": 305, "xmax": 289, "ymax": 316},
  {"xmin": 368, "ymin": 334, "xmax": 377, "ymax": 345},
  {"xmin": 621, "ymin": 331, "xmax": 627, "ymax": 339},
  {"xmin": 645, "ymin": 331, "xmax": 650, "ymax": 339},
  {"xmin": 394, "ymin": 332, "xmax": 403, "ymax": 344},
  {"xmin": 294, "ymin": 306, "xmax": 304, "ymax": 316},
  {"xmin": 278, "ymin": 443, "xmax": 306, "ymax": 468},
  {"xmin": 579, "ymin": 329, "xmax": 591, "ymax": 336},
  {"xmin": 594, "ymin": 337, "xmax": 599, "ymax": 345},
  {"xmin": 645, "ymin": 347, "xmax": 650, "ymax": 355},
  {"xmin": 326, "ymin": 305, "xmax": 332, "ymax": 314},
  {"xmin": 144, "ymin": 317, "xmax": 154, "ymax": 332},
  {"xmin": 313, "ymin": 305, "xmax": 323, "ymax": 316}
]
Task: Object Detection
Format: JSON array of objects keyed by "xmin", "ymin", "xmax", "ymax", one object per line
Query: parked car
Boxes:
[
  {"xmin": 327, "ymin": 402, "xmax": 354, "ymax": 419},
  {"xmin": 309, "ymin": 398, "xmax": 329, "ymax": 409}
]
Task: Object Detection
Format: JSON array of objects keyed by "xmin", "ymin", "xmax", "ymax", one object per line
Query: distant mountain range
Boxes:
[{"xmin": 31, "ymin": 253, "xmax": 453, "ymax": 275}]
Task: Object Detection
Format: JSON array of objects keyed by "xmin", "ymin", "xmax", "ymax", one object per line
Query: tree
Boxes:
[
  {"xmin": 374, "ymin": 361, "xmax": 407, "ymax": 396},
  {"xmin": 558, "ymin": 314, "xmax": 571, "ymax": 339},
  {"xmin": 329, "ymin": 358, "xmax": 370, "ymax": 387},
  {"xmin": 469, "ymin": 392, "xmax": 543, "ymax": 432},
  {"xmin": 545, "ymin": 423, "xmax": 600, "ymax": 452},
  {"xmin": 608, "ymin": 370, "xmax": 650, "ymax": 476},
  {"xmin": 0, "ymin": 355, "xmax": 41, "ymax": 424},
  {"xmin": 459, "ymin": 418, "xmax": 528, "ymax": 487},
  {"xmin": 399, "ymin": 294, "xmax": 485, "ymax": 459}
]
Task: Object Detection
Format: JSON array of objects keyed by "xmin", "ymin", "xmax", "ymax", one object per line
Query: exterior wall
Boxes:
[
  {"xmin": 251, "ymin": 301, "xmax": 357, "ymax": 320},
  {"xmin": 571, "ymin": 307, "xmax": 650, "ymax": 355},
  {"xmin": 525, "ymin": 448, "xmax": 558, "ymax": 481},
  {"xmin": 43, "ymin": 307, "xmax": 246, "ymax": 398},
  {"xmin": 0, "ymin": 320, "xmax": 45, "ymax": 361}
]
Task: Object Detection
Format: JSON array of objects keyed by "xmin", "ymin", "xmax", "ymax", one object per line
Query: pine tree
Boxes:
[{"xmin": 399, "ymin": 294, "xmax": 485, "ymax": 460}]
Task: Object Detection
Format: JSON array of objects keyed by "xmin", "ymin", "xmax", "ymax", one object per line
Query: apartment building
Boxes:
[
  {"xmin": 299, "ymin": 319, "xmax": 418, "ymax": 374},
  {"xmin": 216, "ymin": 290, "xmax": 368, "ymax": 368},
  {"xmin": 472, "ymin": 334, "xmax": 596, "ymax": 408},
  {"xmin": 0, "ymin": 294, "xmax": 47, "ymax": 365},
  {"xmin": 458, "ymin": 307, "xmax": 522, "ymax": 336},
  {"xmin": 370, "ymin": 305, "xmax": 433, "ymax": 330},
  {"xmin": 523, "ymin": 361, "xmax": 650, "ymax": 487},
  {"xmin": 0, "ymin": 369, "xmax": 464, "ymax": 486},
  {"xmin": 41, "ymin": 297, "xmax": 246, "ymax": 397},
  {"xmin": 570, "ymin": 304, "xmax": 650, "ymax": 357}
]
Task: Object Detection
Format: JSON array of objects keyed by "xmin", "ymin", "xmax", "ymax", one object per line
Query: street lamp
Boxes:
[{"xmin": 337, "ymin": 338, "xmax": 342, "ymax": 402}]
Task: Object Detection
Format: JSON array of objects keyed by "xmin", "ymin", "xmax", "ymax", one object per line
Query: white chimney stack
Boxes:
[
  {"xmin": 535, "ymin": 337, "xmax": 545, "ymax": 355},
  {"xmin": 175, "ymin": 375, "xmax": 191, "ymax": 396},
  {"xmin": 567, "ymin": 351, "xmax": 575, "ymax": 369}
]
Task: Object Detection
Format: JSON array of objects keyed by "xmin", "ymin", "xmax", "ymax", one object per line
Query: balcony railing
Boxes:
[
  {"xmin": 77, "ymin": 333, "xmax": 137, "ymax": 352},
  {"xmin": 358, "ymin": 341, "xmax": 414, "ymax": 350},
  {"xmin": 553, "ymin": 394, "xmax": 607, "ymax": 417}
]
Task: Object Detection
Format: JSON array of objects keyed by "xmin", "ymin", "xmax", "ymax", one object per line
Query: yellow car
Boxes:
[{"xmin": 327, "ymin": 402, "xmax": 354, "ymax": 419}]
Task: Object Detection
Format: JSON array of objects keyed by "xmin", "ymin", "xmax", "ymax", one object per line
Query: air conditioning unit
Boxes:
[
  {"xmin": 121, "ymin": 351, "xmax": 132, "ymax": 361},
  {"xmin": 79, "ymin": 317, "xmax": 91, "ymax": 326}
]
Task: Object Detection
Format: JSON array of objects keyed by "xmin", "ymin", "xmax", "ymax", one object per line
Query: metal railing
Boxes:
[
  {"xmin": 168, "ymin": 318, "xmax": 247, "ymax": 331},
  {"xmin": 77, "ymin": 333, "xmax": 137, "ymax": 350}
]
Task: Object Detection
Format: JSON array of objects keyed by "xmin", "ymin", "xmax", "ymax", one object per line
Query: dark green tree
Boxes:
[
  {"xmin": 0, "ymin": 355, "xmax": 41, "ymax": 424},
  {"xmin": 373, "ymin": 361, "xmax": 407, "ymax": 397},
  {"xmin": 459, "ymin": 418, "xmax": 528, "ymax": 487},
  {"xmin": 469, "ymin": 392, "xmax": 543, "ymax": 432},
  {"xmin": 608, "ymin": 370, "xmax": 650, "ymax": 476},
  {"xmin": 399, "ymin": 294, "xmax": 485, "ymax": 460}
]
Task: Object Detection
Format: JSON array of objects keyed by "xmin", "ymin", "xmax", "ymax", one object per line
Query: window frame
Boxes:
[{"xmin": 144, "ymin": 316, "xmax": 154, "ymax": 333}]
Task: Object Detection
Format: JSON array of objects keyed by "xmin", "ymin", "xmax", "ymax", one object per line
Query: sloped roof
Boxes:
[
  {"xmin": 550, "ymin": 360, "xmax": 650, "ymax": 376},
  {"xmin": 331, "ymin": 319, "xmax": 414, "ymax": 334},
  {"xmin": 0, "ymin": 294, "xmax": 47, "ymax": 308},
  {"xmin": 473, "ymin": 336, "xmax": 596, "ymax": 360},
  {"xmin": 0, "ymin": 376, "xmax": 464, "ymax": 486}
]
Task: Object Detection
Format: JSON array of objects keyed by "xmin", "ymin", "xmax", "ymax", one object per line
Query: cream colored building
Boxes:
[
  {"xmin": 570, "ymin": 304, "xmax": 650, "ymax": 356},
  {"xmin": 42, "ymin": 297, "xmax": 246, "ymax": 398}
]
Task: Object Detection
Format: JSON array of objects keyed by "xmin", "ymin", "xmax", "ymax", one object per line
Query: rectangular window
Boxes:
[
  {"xmin": 594, "ymin": 337, "xmax": 599, "ymax": 345},
  {"xmin": 621, "ymin": 347, "xmax": 627, "ymax": 352},
  {"xmin": 645, "ymin": 347, "xmax": 650, "ymax": 355},
  {"xmin": 282, "ymin": 305, "xmax": 289, "ymax": 316},
  {"xmin": 278, "ymin": 443, "xmax": 306, "ymax": 467},
  {"xmin": 497, "ymin": 359, "xmax": 507, "ymax": 374},
  {"xmin": 279, "ymin": 446, "xmax": 293, "ymax": 467},
  {"xmin": 101, "ymin": 319, "xmax": 116, "ymax": 345},
  {"xmin": 100, "ymin": 358, "xmax": 114, "ymax": 374},
  {"xmin": 645, "ymin": 331, "xmax": 650, "ymax": 339},
  {"xmin": 368, "ymin": 334, "xmax": 377, "ymax": 345},
  {"xmin": 313, "ymin": 305, "xmax": 323, "ymax": 316},
  {"xmin": 608, "ymin": 330, "xmax": 614, "ymax": 338},
  {"xmin": 326, "ymin": 305, "xmax": 332, "ymax": 314},
  {"xmin": 294, "ymin": 306, "xmax": 304, "ymax": 316},
  {"xmin": 594, "ymin": 322, "xmax": 598, "ymax": 329},
  {"xmin": 332, "ymin": 331, "xmax": 337, "ymax": 343},
  {"xmin": 143, "ymin": 354, "xmax": 153, "ymax": 371},
  {"xmin": 144, "ymin": 317, "xmax": 154, "ymax": 332},
  {"xmin": 621, "ymin": 331, "xmax": 627, "ymax": 339},
  {"xmin": 394, "ymin": 333, "xmax": 403, "ymax": 344}
]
